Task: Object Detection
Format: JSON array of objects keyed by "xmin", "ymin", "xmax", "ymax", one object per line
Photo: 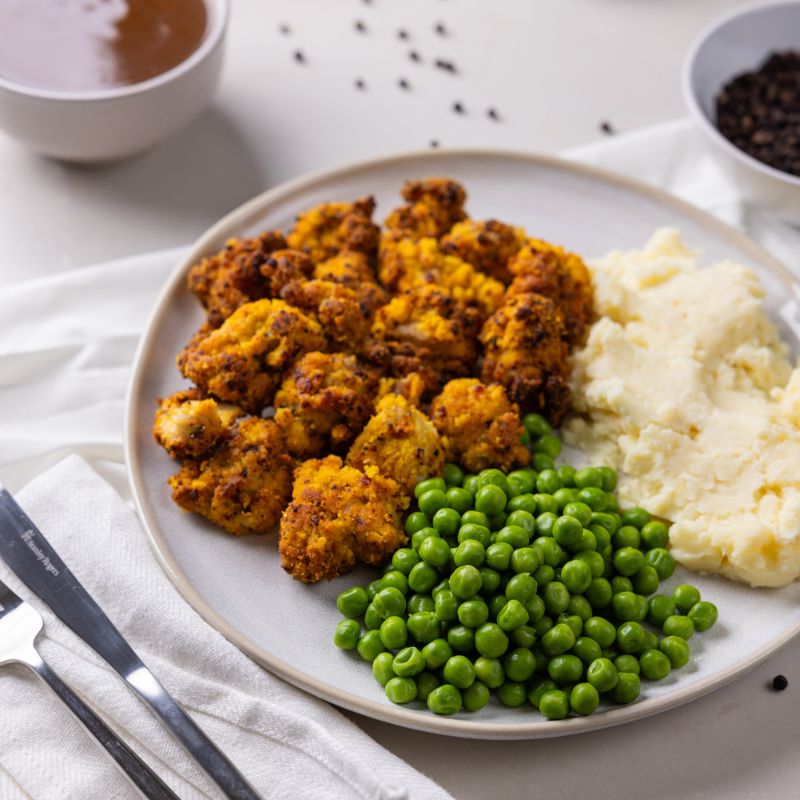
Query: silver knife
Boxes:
[{"xmin": 0, "ymin": 484, "xmax": 263, "ymax": 800}]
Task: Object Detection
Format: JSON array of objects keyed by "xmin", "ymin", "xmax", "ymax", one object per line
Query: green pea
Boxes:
[
  {"xmin": 569, "ymin": 682, "xmax": 600, "ymax": 715},
  {"xmin": 512, "ymin": 624, "xmax": 538, "ymax": 649},
  {"xmin": 645, "ymin": 547, "xmax": 676, "ymax": 580},
  {"xmin": 577, "ymin": 487, "xmax": 607, "ymax": 511},
  {"xmin": 475, "ymin": 484, "xmax": 507, "ymax": 516},
  {"xmin": 497, "ymin": 680, "xmax": 528, "ymax": 707},
  {"xmin": 556, "ymin": 613, "xmax": 583, "ymax": 639},
  {"xmin": 356, "ymin": 629, "xmax": 385, "ymax": 662},
  {"xmin": 364, "ymin": 603, "xmax": 382, "ymax": 630},
  {"xmin": 405, "ymin": 511, "xmax": 431, "ymax": 535},
  {"xmin": 474, "ymin": 656, "xmax": 505, "ymax": 688},
  {"xmin": 613, "ymin": 525, "xmax": 640, "ymax": 550},
  {"xmin": 336, "ymin": 587, "xmax": 370, "ymax": 618},
  {"xmin": 572, "ymin": 636, "xmax": 603, "ymax": 665},
  {"xmin": 584, "ymin": 616, "xmax": 617, "ymax": 648},
  {"xmin": 573, "ymin": 550, "xmax": 605, "ymax": 580},
  {"xmin": 461, "ymin": 510, "xmax": 490, "ymax": 528},
  {"xmin": 462, "ymin": 475, "xmax": 480, "ymax": 496},
  {"xmin": 458, "ymin": 523, "xmax": 491, "ymax": 548},
  {"xmin": 542, "ymin": 623, "xmax": 576, "ymax": 656},
  {"xmin": 613, "ymin": 672, "xmax": 640, "ymax": 704},
  {"xmin": 418, "ymin": 489, "xmax": 448, "ymax": 516},
  {"xmin": 535, "ymin": 511, "xmax": 558, "ymax": 537},
  {"xmin": 334, "ymin": 618, "xmax": 361, "ymax": 650},
  {"xmin": 534, "ymin": 433, "xmax": 562, "ymax": 459},
  {"xmin": 508, "ymin": 469, "xmax": 537, "ymax": 495},
  {"xmin": 433, "ymin": 507, "xmax": 461, "ymax": 537},
  {"xmin": 642, "ymin": 629, "xmax": 659, "ymax": 651},
  {"xmin": 450, "ymin": 564, "xmax": 482, "ymax": 599},
  {"xmin": 432, "ymin": 579, "xmax": 450, "ymax": 597},
  {"xmin": 539, "ymin": 689, "xmax": 569, "ymax": 719},
  {"xmin": 373, "ymin": 587, "xmax": 406, "ymax": 619},
  {"xmin": 385, "ymin": 676, "xmax": 417, "ymax": 704},
  {"xmin": 485, "ymin": 541, "xmax": 513, "ymax": 571},
  {"xmin": 590, "ymin": 511, "xmax": 619, "ymax": 535},
  {"xmin": 616, "ymin": 621, "xmax": 646, "ymax": 654},
  {"xmin": 367, "ymin": 579, "xmax": 385, "ymax": 600},
  {"xmin": 604, "ymin": 492, "xmax": 620, "ymax": 512},
  {"xmin": 562, "ymin": 502, "xmax": 593, "ymax": 528},
  {"xmin": 585, "ymin": 577, "xmax": 613, "ymax": 609},
  {"xmin": 392, "ymin": 548, "xmax": 421, "ymax": 576},
  {"xmin": 688, "ymin": 600, "xmax": 718, "ymax": 632},
  {"xmin": 478, "ymin": 468, "xmax": 513, "ymax": 495},
  {"xmin": 488, "ymin": 593, "xmax": 508, "ymax": 619},
  {"xmin": 613, "ymin": 547, "xmax": 645, "ymax": 577},
  {"xmin": 406, "ymin": 611, "xmax": 441, "ymax": 644},
  {"xmin": 443, "ymin": 463, "xmax": 464, "ymax": 486},
  {"xmin": 407, "ymin": 563, "xmax": 441, "ymax": 598},
  {"xmin": 557, "ymin": 465, "xmax": 576, "ymax": 487},
  {"xmin": 479, "ymin": 566, "xmax": 502, "ymax": 594},
  {"xmin": 494, "ymin": 524, "xmax": 529, "ymax": 548},
  {"xmin": 660, "ymin": 635, "xmax": 691, "ymax": 668},
  {"xmin": 597, "ymin": 466, "xmax": 618, "ymax": 491},
  {"xmin": 573, "ymin": 467, "xmax": 603, "ymax": 489},
  {"xmin": 415, "ymin": 671, "xmax": 440, "ymax": 703},
  {"xmin": 536, "ymin": 470, "xmax": 562, "ymax": 495},
  {"xmin": 524, "ymin": 594, "xmax": 546, "ymax": 623},
  {"xmin": 533, "ymin": 564, "xmax": 555, "ymax": 588},
  {"xmin": 672, "ymin": 584, "xmax": 702, "ymax": 613},
  {"xmin": 506, "ymin": 573, "xmax": 537, "ymax": 604},
  {"xmin": 411, "ymin": 527, "xmax": 439, "ymax": 550},
  {"xmin": 547, "ymin": 654, "xmax": 584, "ymax": 685},
  {"xmin": 663, "ymin": 615, "xmax": 695, "ymax": 640},
  {"xmin": 553, "ymin": 488, "xmax": 579, "ymax": 510},
  {"xmin": 453, "ymin": 539, "xmax": 486, "ymax": 568},
  {"xmin": 639, "ymin": 648, "xmax": 671, "ymax": 680},
  {"xmin": 445, "ymin": 487, "xmax": 473, "ymax": 514},
  {"xmin": 632, "ymin": 565, "xmax": 660, "ymax": 596},
  {"xmin": 528, "ymin": 677, "xmax": 559, "ymax": 708},
  {"xmin": 415, "ymin": 477, "xmax": 447, "ymax": 499},
  {"xmin": 434, "ymin": 589, "xmax": 459, "ymax": 623},
  {"xmin": 591, "ymin": 525, "xmax": 612, "ymax": 552},
  {"xmin": 379, "ymin": 616, "xmax": 408, "ymax": 649},
  {"xmin": 511, "ymin": 546, "xmax": 541, "ymax": 574},
  {"xmin": 543, "ymin": 582, "xmax": 571, "ymax": 615},
  {"xmin": 407, "ymin": 593, "xmax": 434, "ymax": 614},
  {"xmin": 640, "ymin": 520, "xmax": 669, "ymax": 549},
  {"xmin": 447, "ymin": 625, "xmax": 475, "ymax": 653},
  {"xmin": 506, "ymin": 509, "xmax": 536, "ymax": 534},
  {"xmin": 443, "ymin": 655, "xmax": 476, "ymax": 689},
  {"xmin": 535, "ymin": 493, "xmax": 560, "ymax": 515},
  {"xmin": 427, "ymin": 684, "xmax": 462, "ymax": 715},
  {"xmin": 474, "ymin": 622, "xmax": 510, "ymax": 658},
  {"xmin": 621, "ymin": 507, "xmax": 651, "ymax": 529},
  {"xmin": 422, "ymin": 638, "xmax": 453, "ymax": 670},
  {"xmin": 488, "ymin": 511, "xmax": 509, "ymax": 531},
  {"xmin": 523, "ymin": 412, "xmax": 551, "ymax": 438},
  {"xmin": 458, "ymin": 598, "xmax": 489, "ymax": 627},
  {"xmin": 611, "ymin": 576, "xmax": 634, "ymax": 595},
  {"xmin": 381, "ymin": 570, "xmax": 409, "ymax": 595},
  {"xmin": 461, "ymin": 680, "xmax": 490, "ymax": 712},
  {"xmin": 532, "ymin": 453, "xmax": 556, "ymax": 471},
  {"xmin": 372, "ymin": 652, "xmax": 396, "ymax": 686},
  {"xmin": 507, "ymin": 494, "xmax": 538, "ymax": 515},
  {"xmin": 533, "ymin": 615, "xmax": 554, "ymax": 637},
  {"xmin": 497, "ymin": 598, "xmax": 530, "ymax": 632},
  {"xmin": 560, "ymin": 559, "xmax": 593, "ymax": 594},
  {"xmin": 612, "ymin": 591, "xmax": 647, "ymax": 622},
  {"xmin": 504, "ymin": 647, "xmax": 537, "ymax": 682},
  {"xmin": 614, "ymin": 654, "xmax": 640, "ymax": 675},
  {"xmin": 553, "ymin": 515, "xmax": 583, "ymax": 548},
  {"xmin": 567, "ymin": 595, "xmax": 593, "ymax": 622}
]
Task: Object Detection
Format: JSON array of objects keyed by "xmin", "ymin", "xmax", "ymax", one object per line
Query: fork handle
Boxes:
[{"xmin": 22, "ymin": 648, "xmax": 180, "ymax": 800}]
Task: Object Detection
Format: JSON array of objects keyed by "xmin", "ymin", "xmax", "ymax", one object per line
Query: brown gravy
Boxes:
[{"xmin": 0, "ymin": 0, "xmax": 209, "ymax": 92}]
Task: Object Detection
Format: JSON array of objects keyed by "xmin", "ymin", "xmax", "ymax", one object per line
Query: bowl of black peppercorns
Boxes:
[{"xmin": 683, "ymin": 1, "xmax": 800, "ymax": 224}]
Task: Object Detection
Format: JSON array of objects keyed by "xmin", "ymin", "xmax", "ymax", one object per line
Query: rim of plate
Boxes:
[{"xmin": 125, "ymin": 147, "xmax": 800, "ymax": 739}]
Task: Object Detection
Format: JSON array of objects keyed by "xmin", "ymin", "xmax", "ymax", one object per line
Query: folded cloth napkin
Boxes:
[
  {"xmin": 1, "ymin": 118, "xmax": 800, "ymax": 800},
  {"xmin": 0, "ymin": 456, "xmax": 449, "ymax": 800}
]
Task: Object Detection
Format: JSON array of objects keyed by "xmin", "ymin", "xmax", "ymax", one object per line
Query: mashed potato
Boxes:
[{"xmin": 563, "ymin": 229, "xmax": 800, "ymax": 588}]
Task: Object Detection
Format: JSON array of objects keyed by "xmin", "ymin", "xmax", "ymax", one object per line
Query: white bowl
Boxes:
[
  {"xmin": 0, "ymin": 0, "xmax": 228, "ymax": 163},
  {"xmin": 683, "ymin": 0, "xmax": 800, "ymax": 224}
]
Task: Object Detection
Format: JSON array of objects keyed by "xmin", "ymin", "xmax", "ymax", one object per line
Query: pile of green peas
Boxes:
[{"xmin": 333, "ymin": 413, "xmax": 718, "ymax": 719}]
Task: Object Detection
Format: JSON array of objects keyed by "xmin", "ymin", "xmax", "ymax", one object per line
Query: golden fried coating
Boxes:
[
  {"xmin": 507, "ymin": 239, "xmax": 594, "ymax": 346},
  {"xmin": 429, "ymin": 379, "xmax": 530, "ymax": 473},
  {"xmin": 273, "ymin": 351, "xmax": 382, "ymax": 457},
  {"xmin": 377, "ymin": 372, "xmax": 427, "ymax": 408},
  {"xmin": 279, "ymin": 455, "xmax": 405, "ymax": 582},
  {"xmin": 368, "ymin": 284, "xmax": 482, "ymax": 394},
  {"xmin": 480, "ymin": 292, "xmax": 571, "ymax": 425},
  {"xmin": 169, "ymin": 417, "xmax": 293, "ymax": 536},
  {"xmin": 384, "ymin": 178, "xmax": 468, "ymax": 240},
  {"xmin": 286, "ymin": 197, "xmax": 380, "ymax": 264},
  {"xmin": 377, "ymin": 236, "xmax": 504, "ymax": 319},
  {"xmin": 178, "ymin": 299, "xmax": 327, "ymax": 413},
  {"xmin": 441, "ymin": 219, "xmax": 527, "ymax": 285},
  {"xmin": 313, "ymin": 250, "xmax": 376, "ymax": 286},
  {"xmin": 347, "ymin": 394, "xmax": 445, "ymax": 495},
  {"xmin": 153, "ymin": 388, "xmax": 244, "ymax": 459},
  {"xmin": 187, "ymin": 232, "xmax": 289, "ymax": 327}
]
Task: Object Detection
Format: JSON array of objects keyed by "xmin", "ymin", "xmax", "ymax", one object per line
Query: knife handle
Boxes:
[{"xmin": 22, "ymin": 647, "xmax": 180, "ymax": 800}]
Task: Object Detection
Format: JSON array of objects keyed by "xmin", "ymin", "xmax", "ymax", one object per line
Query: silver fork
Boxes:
[{"xmin": 0, "ymin": 577, "xmax": 180, "ymax": 800}]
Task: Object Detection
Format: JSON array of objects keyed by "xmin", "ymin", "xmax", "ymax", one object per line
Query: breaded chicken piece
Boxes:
[
  {"xmin": 187, "ymin": 232, "xmax": 289, "ymax": 327},
  {"xmin": 347, "ymin": 394, "xmax": 445, "ymax": 495},
  {"xmin": 377, "ymin": 372, "xmax": 427, "ymax": 408},
  {"xmin": 480, "ymin": 292, "xmax": 571, "ymax": 424},
  {"xmin": 178, "ymin": 299, "xmax": 327, "ymax": 413},
  {"xmin": 286, "ymin": 197, "xmax": 380, "ymax": 264},
  {"xmin": 507, "ymin": 239, "xmax": 594, "ymax": 346},
  {"xmin": 279, "ymin": 279, "xmax": 383, "ymax": 353},
  {"xmin": 429, "ymin": 379, "xmax": 531, "ymax": 473},
  {"xmin": 378, "ymin": 236, "xmax": 505, "ymax": 318},
  {"xmin": 153, "ymin": 388, "xmax": 243, "ymax": 459},
  {"xmin": 368, "ymin": 284, "xmax": 482, "ymax": 393},
  {"xmin": 274, "ymin": 352, "xmax": 382, "ymax": 457},
  {"xmin": 441, "ymin": 219, "xmax": 527, "ymax": 285},
  {"xmin": 313, "ymin": 249, "xmax": 377, "ymax": 286},
  {"xmin": 169, "ymin": 417, "xmax": 293, "ymax": 536},
  {"xmin": 279, "ymin": 455, "xmax": 405, "ymax": 582},
  {"xmin": 384, "ymin": 178, "xmax": 468, "ymax": 240}
]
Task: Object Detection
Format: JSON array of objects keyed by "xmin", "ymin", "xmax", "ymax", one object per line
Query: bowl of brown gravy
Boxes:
[{"xmin": 0, "ymin": 0, "xmax": 228, "ymax": 161}]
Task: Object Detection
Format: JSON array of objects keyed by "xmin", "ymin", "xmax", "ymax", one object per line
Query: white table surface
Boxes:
[{"xmin": 2, "ymin": 1, "xmax": 798, "ymax": 798}]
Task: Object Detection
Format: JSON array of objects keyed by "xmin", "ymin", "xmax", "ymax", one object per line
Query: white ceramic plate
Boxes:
[{"xmin": 125, "ymin": 150, "xmax": 800, "ymax": 739}]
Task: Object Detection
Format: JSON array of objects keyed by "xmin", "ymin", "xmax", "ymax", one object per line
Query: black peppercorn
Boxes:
[{"xmin": 772, "ymin": 674, "xmax": 789, "ymax": 691}]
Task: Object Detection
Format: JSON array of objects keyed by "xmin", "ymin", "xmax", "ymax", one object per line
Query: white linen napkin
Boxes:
[{"xmin": 1, "ymin": 118, "xmax": 799, "ymax": 800}]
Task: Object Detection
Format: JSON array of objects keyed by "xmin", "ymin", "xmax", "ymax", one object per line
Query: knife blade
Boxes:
[{"xmin": 0, "ymin": 484, "xmax": 263, "ymax": 800}]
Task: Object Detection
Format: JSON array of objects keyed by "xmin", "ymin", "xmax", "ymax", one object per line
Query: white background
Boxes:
[{"xmin": 2, "ymin": 1, "xmax": 799, "ymax": 798}]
